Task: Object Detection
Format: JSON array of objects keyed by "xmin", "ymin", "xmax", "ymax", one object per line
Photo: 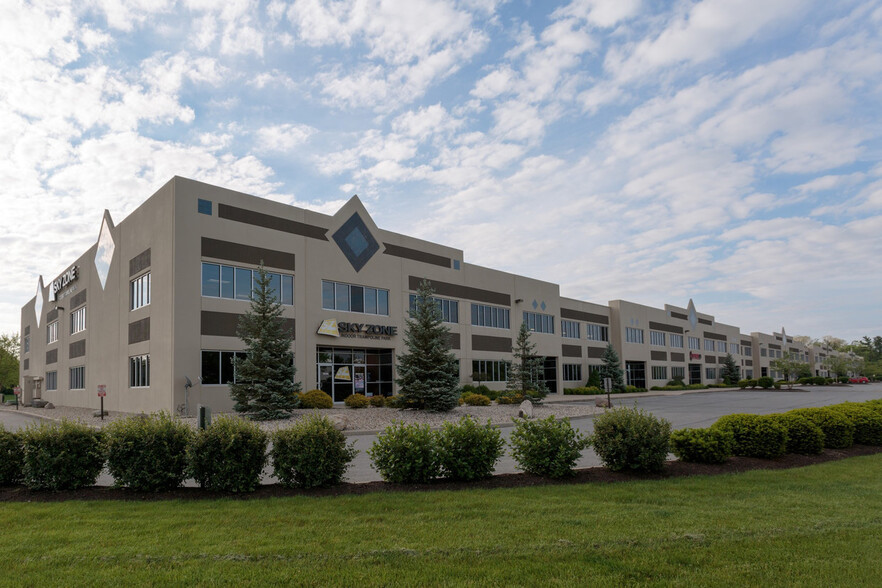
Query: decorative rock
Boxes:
[
  {"xmin": 327, "ymin": 415, "xmax": 349, "ymax": 431},
  {"xmin": 518, "ymin": 399, "xmax": 533, "ymax": 419},
  {"xmin": 595, "ymin": 398, "xmax": 612, "ymax": 408},
  {"xmin": 32, "ymin": 399, "xmax": 48, "ymax": 408},
  {"xmin": 93, "ymin": 410, "xmax": 109, "ymax": 417},
  {"xmin": 44, "ymin": 403, "xmax": 55, "ymax": 409}
]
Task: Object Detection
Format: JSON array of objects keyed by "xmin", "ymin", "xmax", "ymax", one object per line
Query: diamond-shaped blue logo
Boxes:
[
  {"xmin": 333, "ymin": 213, "xmax": 379, "ymax": 272},
  {"xmin": 540, "ymin": 301, "xmax": 546, "ymax": 311},
  {"xmin": 532, "ymin": 300, "xmax": 538, "ymax": 309}
]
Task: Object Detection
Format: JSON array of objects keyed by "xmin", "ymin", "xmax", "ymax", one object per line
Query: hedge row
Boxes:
[{"xmin": 670, "ymin": 400, "xmax": 882, "ymax": 464}]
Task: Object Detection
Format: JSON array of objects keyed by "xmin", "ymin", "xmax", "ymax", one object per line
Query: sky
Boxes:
[{"xmin": 2, "ymin": 0, "xmax": 882, "ymax": 343}]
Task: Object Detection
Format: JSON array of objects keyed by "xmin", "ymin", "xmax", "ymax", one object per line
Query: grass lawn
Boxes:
[{"xmin": 3, "ymin": 455, "xmax": 882, "ymax": 586}]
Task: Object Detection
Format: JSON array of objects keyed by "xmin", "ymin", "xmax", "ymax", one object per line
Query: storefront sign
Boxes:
[
  {"xmin": 689, "ymin": 352, "xmax": 701, "ymax": 360},
  {"xmin": 317, "ymin": 319, "xmax": 397, "ymax": 340},
  {"xmin": 49, "ymin": 265, "xmax": 79, "ymax": 302}
]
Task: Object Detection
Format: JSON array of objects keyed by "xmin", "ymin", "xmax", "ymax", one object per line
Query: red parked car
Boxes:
[{"xmin": 849, "ymin": 376, "xmax": 870, "ymax": 384}]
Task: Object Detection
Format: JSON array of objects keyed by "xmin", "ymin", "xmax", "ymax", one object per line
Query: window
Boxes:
[
  {"xmin": 70, "ymin": 366, "xmax": 85, "ymax": 390},
  {"xmin": 46, "ymin": 371, "xmax": 57, "ymax": 391},
  {"xmin": 705, "ymin": 339, "xmax": 715, "ymax": 351},
  {"xmin": 201, "ymin": 350, "xmax": 249, "ymax": 385},
  {"xmin": 322, "ymin": 280, "xmax": 388, "ymax": 315},
  {"xmin": 729, "ymin": 343, "xmax": 739, "ymax": 355},
  {"xmin": 670, "ymin": 334, "xmax": 684, "ymax": 348},
  {"xmin": 671, "ymin": 366, "xmax": 685, "ymax": 380},
  {"xmin": 563, "ymin": 364, "xmax": 582, "ymax": 381},
  {"xmin": 625, "ymin": 327, "xmax": 644, "ymax": 344},
  {"xmin": 586, "ymin": 323, "xmax": 609, "ymax": 342},
  {"xmin": 453, "ymin": 260, "xmax": 461, "ymax": 270},
  {"xmin": 746, "ymin": 369, "xmax": 754, "ymax": 379},
  {"xmin": 688, "ymin": 337, "xmax": 700, "ymax": 350},
  {"xmin": 561, "ymin": 320, "xmax": 580, "ymax": 339},
  {"xmin": 202, "ymin": 263, "xmax": 293, "ymax": 305},
  {"xmin": 46, "ymin": 321, "xmax": 58, "ymax": 344},
  {"xmin": 743, "ymin": 345, "xmax": 752, "ymax": 356},
  {"xmin": 650, "ymin": 331, "xmax": 666, "ymax": 346},
  {"xmin": 131, "ymin": 272, "xmax": 151, "ymax": 310},
  {"xmin": 588, "ymin": 364, "xmax": 602, "ymax": 377},
  {"xmin": 717, "ymin": 341, "xmax": 727, "ymax": 353},
  {"xmin": 129, "ymin": 355, "xmax": 150, "ymax": 388},
  {"xmin": 197, "ymin": 198, "xmax": 212, "ymax": 215},
  {"xmin": 471, "ymin": 360, "xmax": 509, "ymax": 382},
  {"xmin": 706, "ymin": 368, "xmax": 716, "ymax": 380},
  {"xmin": 23, "ymin": 334, "xmax": 30, "ymax": 353},
  {"xmin": 409, "ymin": 295, "xmax": 459, "ymax": 323},
  {"xmin": 471, "ymin": 304, "xmax": 510, "ymax": 329},
  {"xmin": 761, "ymin": 348, "xmax": 768, "ymax": 357},
  {"xmin": 70, "ymin": 307, "xmax": 86, "ymax": 335},
  {"xmin": 651, "ymin": 366, "xmax": 667, "ymax": 380},
  {"xmin": 523, "ymin": 311, "xmax": 554, "ymax": 334}
]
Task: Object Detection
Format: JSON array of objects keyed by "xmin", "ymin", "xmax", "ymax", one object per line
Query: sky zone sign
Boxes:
[{"xmin": 317, "ymin": 319, "xmax": 397, "ymax": 339}]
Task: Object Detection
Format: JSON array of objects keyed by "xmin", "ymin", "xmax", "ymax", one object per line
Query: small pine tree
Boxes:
[
  {"xmin": 230, "ymin": 265, "xmax": 300, "ymax": 420},
  {"xmin": 396, "ymin": 280, "xmax": 460, "ymax": 411},
  {"xmin": 586, "ymin": 368, "xmax": 602, "ymax": 388},
  {"xmin": 599, "ymin": 343, "xmax": 625, "ymax": 391},
  {"xmin": 506, "ymin": 323, "xmax": 549, "ymax": 400},
  {"xmin": 720, "ymin": 353, "xmax": 740, "ymax": 385}
]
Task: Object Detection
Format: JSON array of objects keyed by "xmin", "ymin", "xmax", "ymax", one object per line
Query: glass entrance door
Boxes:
[
  {"xmin": 319, "ymin": 364, "xmax": 333, "ymax": 398},
  {"xmin": 689, "ymin": 363, "xmax": 702, "ymax": 385},
  {"xmin": 625, "ymin": 361, "xmax": 646, "ymax": 389}
]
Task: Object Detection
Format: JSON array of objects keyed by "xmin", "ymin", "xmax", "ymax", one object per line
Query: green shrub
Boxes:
[
  {"xmin": 828, "ymin": 403, "xmax": 882, "ymax": 445},
  {"xmin": 790, "ymin": 407, "xmax": 854, "ymax": 449},
  {"xmin": 186, "ymin": 416, "xmax": 268, "ymax": 492},
  {"xmin": 437, "ymin": 417, "xmax": 504, "ymax": 481},
  {"xmin": 460, "ymin": 384, "xmax": 476, "ymax": 395},
  {"xmin": 592, "ymin": 407, "xmax": 672, "ymax": 472},
  {"xmin": 624, "ymin": 385, "xmax": 645, "ymax": 393},
  {"xmin": 669, "ymin": 428, "xmax": 734, "ymax": 464},
  {"xmin": 20, "ymin": 420, "xmax": 105, "ymax": 491},
  {"xmin": 104, "ymin": 412, "xmax": 193, "ymax": 491},
  {"xmin": 838, "ymin": 377, "xmax": 849, "ymax": 383},
  {"xmin": 812, "ymin": 376, "xmax": 826, "ymax": 385},
  {"xmin": 462, "ymin": 393, "xmax": 491, "ymax": 406},
  {"xmin": 737, "ymin": 379, "xmax": 750, "ymax": 389},
  {"xmin": 0, "ymin": 426, "xmax": 23, "ymax": 486},
  {"xmin": 757, "ymin": 376, "xmax": 774, "ymax": 389},
  {"xmin": 270, "ymin": 414, "xmax": 357, "ymax": 488},
  {"xmin": 344, "ymin": 394, "xmax": 370, "ymax": 409},
  {"xmin": 496, "ymin": 391, "xmax": 525, "ymax": 405},
  {"xmin": 385, "ymin": 395, "xmax": 406, "ymax": 409},
  {"xmin": 686, "ymin": 383, "xmax": 706, "ymax": 389},
  {"xmin": 368, "ymin": 422, "xmax": 439, "ymax": 483},
  {"xmin": 563, "ymin": 386, "xmax": 603, "ymax": 395},
  {"xmin": 711, "ymin": 414, "xmax": 787, "ymax": 459},
  {"xmin": 768, "ymin": 413, "xmax": 824, "ymax": 455},
  {"xmin": 299, "ymin": 389, "xmax": 333, "ymax": 409},
  {"xmin": 864, "ymin": 399, "xmax": 882, "ymax": 417},
  {"xmin": 509, "ymin": 416, "xmax": 589, "ymax": 478},
  {"xmin": 369, "ymin": 395, "xmax": 385, "ymax": 408}
]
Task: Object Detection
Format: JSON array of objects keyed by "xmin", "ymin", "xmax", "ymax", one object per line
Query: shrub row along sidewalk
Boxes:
[{"xmin": 2, "ymin": 399, "xmax": 881, "ymax": 494}]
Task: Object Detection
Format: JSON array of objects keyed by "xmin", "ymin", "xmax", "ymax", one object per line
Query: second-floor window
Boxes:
[
  {"xmin": 625, "ymin": 327, "xmax": 644, "ymax": 344},
  {"xmin": 524, "ymin": 311, "xmax": 554, "ymax": 334},
  {"xmin": 409, "ymin": 295, "xmax": 458, "ymax": 323},
  {"xmin": 47, "ymin": 321, "xmax": 58, "ymax": 344},
  {"xmin": 561, "ymin": 319, "xmax": 580, "ymax": 339},
  {"xmin": 131, "ymin": 272, "xmax": 151, "ymax": 310},
  {"xmin": 322, "ymin": 280, "xmax": 389, "ymax": 315},
  {"xmin": 70, "ymin": 307, "xmax": 86, "ymax": 335}
]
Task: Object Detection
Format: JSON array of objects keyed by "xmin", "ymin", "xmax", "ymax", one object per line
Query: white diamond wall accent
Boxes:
[
  {"xmin": 34, "ymin": 277, "xmax": 44, "ymax": 327},
  {"xmin": 687, "ymin": 299, "xmax": 698, "ymax": 331},
  {"xmin": 95, "ymin": 216, "xmax": 115, "ymax": 289}
]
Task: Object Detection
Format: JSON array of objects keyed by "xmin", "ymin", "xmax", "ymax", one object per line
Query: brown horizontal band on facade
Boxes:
[
  {"xmin": 560, "ymin": 308, "xmax": 609, "ymax": 325},
  {"xmin": 46, "ymin": 348, "xmax": 57, "ymax": 365},
  {"xmin": 383, "ymin": 243, "xmax": 451, "ymax": 268},
  {"xmin": 562, "ymin": 344, "xmax": 582, "ymax": 358},
  {"xmin": 46, "ymin": 308, "xmax": 59, "ymax": 323},
  {"xmin": 471, "ymin": 334, "xmax": 511, "ymax": 353},
  {"xmin": 670, "ymin": 311, "xmax": 688, "ymax": 320},
  {"xmin": 740, "ymin": 339, "xmax": 752, "ymax": 347},
  {"xmin": 698, "ymin": 318, "xmax": 713, "ymax": 325},
  {"xmin": 768, "ymin": 343, "xmax": 781, "ymax": 350},
  {"xmin": 69, "ymin": 339, "xmax": 85, "ymax": 359},
  {"xmin": 409, "ymin": 276, "xmax": 510, "ymax": 306},
  {"xmin": 745, "ymin": 359, "xmax": 753, "ymax": 366},
  {"xmin": 448, "ymin": 332, "xmax": 461, "ymax": 350},
  {"xmin": 703, "ymin": 331, "xmax": 727, "ymax": 341},
  {"xmin": 218, "ymin": 203, "xmax": 328, "ymax": 241},
  {"xmin": 70, "ymin": 289, "xmax": 87, "ymax": 309},
  {"xmin": 201, "ymin": 311, "xmax": 295, "ymax": 338},
  {"xmin": 651, "ymin": 350, "xmax": 667, "ymax": 361},
  {"xmin": 586, "ymin": 346, "xmax": 606, "ymax": 359},
  {"xmin": 129, "ymin": 248, "xmax": 151, "ymax": 277},
  {"xmin": 129, "ymin": 317, "xmax": 151, "ymax": 344},
  {"xmin": 705, "ymin": 355, "xmax": 716, "ymax": 363},
  {"xmin": 648, "ymin": 321, "xmax": 684, "ymax": 335},
  {"xmin": 670, "ymin": 352, "xmax": 685, "ymax": 362},
  {"xmin": 201, "ymin": 237, "xmax": 295, "ymax": 271},
  {"xmin": 23, "ymin": 358, "xmax": 29, "ymax": 370},
  {"xmin": 24, "ymin": 325, "xmax": 30, "ymax": 336},
  {"xmin": 789, "ymin": 347, "xmax": 801, "ymax": 353}
]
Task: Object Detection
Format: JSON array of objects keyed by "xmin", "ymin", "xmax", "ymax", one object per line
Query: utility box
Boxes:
[{"xmin": 197, "ymin": 405, "xmax": 212, "ymax": 430}]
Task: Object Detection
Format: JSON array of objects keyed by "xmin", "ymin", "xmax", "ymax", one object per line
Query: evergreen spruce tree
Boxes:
[
  {"xmin": 396, "ymin": 280, "xmax": 460, "ymax": 411},
  {"xmin": 506, "ymin": 322, "xmax": 549, "ymax": 400},
  {"xmin": 599, "ymin": 343, "xmax": 625, "ymax": 391},
  {"xmin": 230, "ymin": 265, "xmax": 300, "ymax": 420},
  {"xmin": 720, "ymin": 353, "xmax": 740, "ymax": 385}
]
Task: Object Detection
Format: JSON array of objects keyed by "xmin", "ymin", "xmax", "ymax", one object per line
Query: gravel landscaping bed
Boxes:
[{"xmin": 3, "ymin": 402, "xmax": 602, "ymax": 433}]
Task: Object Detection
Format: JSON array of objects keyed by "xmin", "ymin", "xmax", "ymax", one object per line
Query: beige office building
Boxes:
[{"xmin": 18, "ymin": 177, "xmax": 855, "ymax": 414}]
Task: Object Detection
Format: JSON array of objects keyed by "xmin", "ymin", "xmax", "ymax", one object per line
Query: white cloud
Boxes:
[{"xmin": 255, "ymin": 123, "xmax": 318, "ymax": 152}]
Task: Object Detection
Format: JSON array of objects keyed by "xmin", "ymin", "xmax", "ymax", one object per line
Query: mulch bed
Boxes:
[{"xmin": 3, "ymin": 445, "xmax": 881, "ymax": 503}]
